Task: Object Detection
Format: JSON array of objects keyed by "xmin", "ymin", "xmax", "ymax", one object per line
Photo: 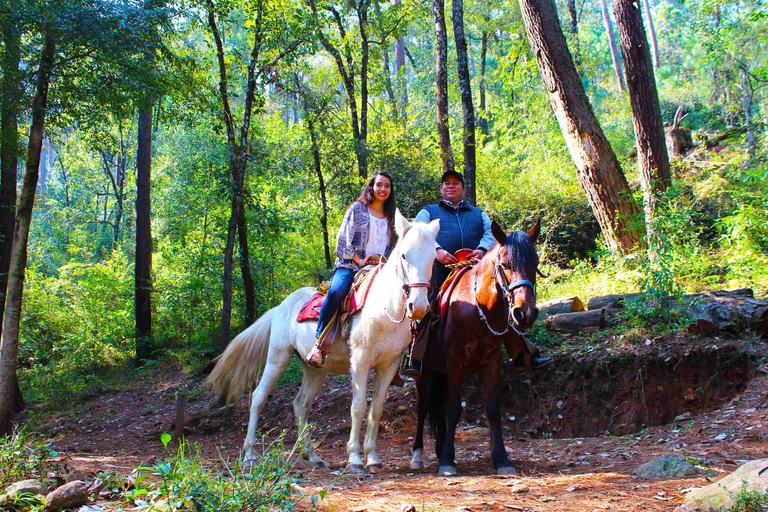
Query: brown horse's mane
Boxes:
[{"xmin": 502, "ymin": 230, "xmax": 539, "ymax": 277}]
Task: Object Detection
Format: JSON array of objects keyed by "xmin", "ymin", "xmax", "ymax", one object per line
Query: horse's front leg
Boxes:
[
  {"xmin": 363, "ymin": 358, "xmax": 400, "ymax": 471},
  {"xmin": 438, "ymin": 381, "xmax": 463, "ymax": 477},
  {"xmin": 483, "ymin": 365, "xmax": 516, "ymax": 475},
  {"xmin": 346, "ymin": 348, "xmax": 371, "ymax": 475},
  {"xmin": 293, "ymin": 367, "xmax": 328, "ymax": 468},
  {"xmin": 410, "ymin": 368, "xmax": 430, "ymax": 469}
]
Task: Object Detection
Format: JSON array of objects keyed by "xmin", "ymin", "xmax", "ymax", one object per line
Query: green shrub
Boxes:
[
  {"xmin": 122, "ymin": 434, "xmax": 323, "ymax": 512},
  {"xmin": 0, "ymin": 428, "xmax": 60, "ymax": 488},
  {"xmin": 730, "ymin": 481, "xmax": 768, "ymax": 512}
]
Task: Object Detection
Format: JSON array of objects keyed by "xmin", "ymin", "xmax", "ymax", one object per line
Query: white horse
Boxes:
[{"xmin": 207, "ymin": 212, "xmax": 439, "ymax": 473}]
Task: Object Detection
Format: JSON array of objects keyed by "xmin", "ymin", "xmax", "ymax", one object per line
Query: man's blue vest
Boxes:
[{"xmin": 424, "ymin": 202, "xmax": 484, "ymax": 254}]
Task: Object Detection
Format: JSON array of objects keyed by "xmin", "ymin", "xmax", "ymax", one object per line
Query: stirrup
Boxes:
[{"xmin": 306, "ymin": 346, "xmax": 326, "ymax": 369}]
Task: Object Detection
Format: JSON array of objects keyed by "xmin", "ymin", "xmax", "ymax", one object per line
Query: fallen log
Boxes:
[
  {"xmin": 545, "ymin": 308, "xmax": 605, "ymax": 332},
  {"xmin": 587, "ymin": 293, "xmax": 645, "ymax": 311},
  {"xmin": 674, "ymin": 292, "xmax": 768, "ymax": 336},
  {"xmin": 540, "ymin": 296, "xmax": 585, "ymax": 317}
]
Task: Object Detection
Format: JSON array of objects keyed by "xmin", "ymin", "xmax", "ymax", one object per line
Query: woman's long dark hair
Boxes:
[{"xmin": 356, "ymin": 171, "xmax": 397, "ymax": 248}]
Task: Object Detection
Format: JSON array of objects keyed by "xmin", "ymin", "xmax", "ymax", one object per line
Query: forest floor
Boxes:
[{"xmin": 28, "ymin": 330, "xmax": 768, "ymax": 511}]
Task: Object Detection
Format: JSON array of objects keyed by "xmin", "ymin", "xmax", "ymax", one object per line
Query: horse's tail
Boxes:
[
  {"xmin": 206, "ymin": 307, "xmax": 277, "ymax": 405},
  {"xmin": 427, "ymin": 370, "xmax": 448, "ymax": 437}
]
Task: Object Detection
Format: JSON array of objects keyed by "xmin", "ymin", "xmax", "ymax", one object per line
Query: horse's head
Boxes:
[
  {"xmin": 394, "ymin": 210, "xmax": 440, "ymax": 320},
  {"xmin": 491, "ymin": 219, "xmax": 541, "ymax": 330}
]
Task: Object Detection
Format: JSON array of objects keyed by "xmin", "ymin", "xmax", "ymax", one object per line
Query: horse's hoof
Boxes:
[
  {"xmin": 241, "ymin": 459, "xmax": 258, "ymax": 472},
  {"xmin": 410, "ymin": 460, "xmax": 424, "ymax": 470},
  {"xmin": 438, "ymin": 465, "xmax": 458, "ymax": 477},
  {"xmin": 496, "ymin": 465, "xmax": 517, "ymax": 476},
  {"xmin": 366, "ymin": 463, "xmax": 383, "ymax": 473},
  {"xmin": 348, "ymin": 464, "xmax": 367, "ymax": 475}
]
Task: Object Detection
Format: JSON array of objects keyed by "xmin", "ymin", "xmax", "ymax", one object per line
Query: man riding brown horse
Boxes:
[{"xmin": 403, "ymin": 169, "xmax": 551, "ymax": 377}]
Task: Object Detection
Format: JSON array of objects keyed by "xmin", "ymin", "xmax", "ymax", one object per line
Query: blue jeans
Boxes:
[{"xmin": 315, "ymin": 268, "xmax": 356, "ymax": 339}]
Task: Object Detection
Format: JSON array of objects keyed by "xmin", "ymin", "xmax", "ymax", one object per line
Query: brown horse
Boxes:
[{"xmin": 410, "ymin": 220, "xmax": 540, "ymax": 476}]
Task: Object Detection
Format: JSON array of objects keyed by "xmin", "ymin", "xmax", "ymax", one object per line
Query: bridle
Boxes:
[
  {"xmin": 474, "ymin": 246, "xmax": 536, "ymax": 336},
  {"xmin": 384, "ymin": 249, "xmax": 431, "ymax": 323}
]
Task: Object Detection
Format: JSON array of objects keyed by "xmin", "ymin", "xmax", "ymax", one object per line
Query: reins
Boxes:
[
  {"xmin": 383, "ymin": 247, "xmax": 431, "ymax": 324},
  {"xmin": 474, "ymin": 246, "xmax": 536, "ymax": 336}
]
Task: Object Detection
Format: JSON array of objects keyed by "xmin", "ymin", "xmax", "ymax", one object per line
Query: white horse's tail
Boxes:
[{"xmin": 206, "ymin": 307, "xmax": 277, "ymax": 404}]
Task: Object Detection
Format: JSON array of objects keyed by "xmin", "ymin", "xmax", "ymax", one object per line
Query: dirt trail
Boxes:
[{"xmin": 34, "ymin": 335, "xmax": 768, "ymax": 511}]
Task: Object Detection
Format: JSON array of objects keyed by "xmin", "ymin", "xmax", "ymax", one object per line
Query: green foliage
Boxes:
[
  {"xmin": 122, "ymin": 437, "xmax": 316, "ymax": 512},
  {"xmin": 719, "ymin": 163, "xmax": 768, "ymax": 284},
  {"xmin": 730, "ymin": 481, "xmax": 768, "ymax": 512},
  {"xmin": 19, "ymin": 253, "xmax": 134, "ymax": 402},
  {"xmin": 0, "ymin": 428, "xmax": 60, "ymax": 488},
  {"xmin": 10, "ymin": 0, "xmax": 768, "ymax": 410}
]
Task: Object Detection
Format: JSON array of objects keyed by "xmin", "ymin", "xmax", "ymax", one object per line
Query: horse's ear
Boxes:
[
  {"xmin": 527, "ymin": 219, "xmax": 541, "ymax": 244},
  {"xmin": 395, "ymin": 209, "xmax": 411, "ymax": 239},
  {"xmin": 491, "ymin": 220, "xmax": 507, "ymax": 245},
  {"xmin": 427, "ymin": 218, "xmax": 440, "ymax": 239}
]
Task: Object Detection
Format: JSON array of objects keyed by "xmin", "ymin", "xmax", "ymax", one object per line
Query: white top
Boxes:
[{"xmin": 365, "ymin": 211, "xmax": 389, "ymax": 257}]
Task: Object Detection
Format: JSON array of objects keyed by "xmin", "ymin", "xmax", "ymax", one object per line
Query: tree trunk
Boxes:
[
  {"xmin": 478, "ymin": 29, "xmax": 489, "ymax": 137},
  {"xmin": 599, "ymin": 0, "xmax": 625, "ymax": 92},
  {"xmin": 741, "ymin": 66, "xmax": 755, "ymax": 166},
  {"xmin": 566, "ymin": 0, "xmax": 581, "ymax": 67},
  {"xmin": 374, "ymin": 0, "xmax": 397, "ymax": 117},
  {"xmin": 518, "ymin": 0, "xmax": 644, "ymax": 254},
  {"xmin": 641, "ymin": 0, "xmax": 659, "ymax": 70},
  {"xmin": 433, "ymin": 0, "xmax": 455, "ymax": 174},
  {"xmin": 309, "ymin": 0, "xmax": 368, "ymax": 180},
  {"xmin": 0, "ymin": 28, "xmax": 55, "ymax": 434},
  {"xmin": 358, "ymin": 0, "xmax": 370, "ymax": 180},
  {"xmin": 135, "ymin": 105, "xmax": 153, "ymax": 360},
  {"xmin": 0, "ymin": 13, "xmax": 23, "ymax": 416},
  {"xmin": 237, "ymin": 206, "xmax": 255, "ymax": 326},
  {"xmin": 307, "ymin": 116, "xmax": 333, "ymax": 269},
  {"xmin": 395, "ymin": 11, "xmax": 407, "ymax": 116},
  {"xmin": 613, "ymin": 0, "xmax": 670, "ymax": 258},
  {"xmin": 452, "ymin": 0, "xmax": 477, "ymax": 205},
  {"xmin": 207, "ymin": 0, "xmax": 263, "ymax": 348},
  {"xmin": 0, "ymin": 13, "xmax": 21, "ymax": 337}
]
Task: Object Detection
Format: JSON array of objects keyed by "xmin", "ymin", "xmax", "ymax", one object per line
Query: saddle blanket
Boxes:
[
  {"xmin": 439, "ymin": 266, "xmax": 471, "ymax": 324},
  {"xmin": 296, "ymin": 265, "xmax": 381, "ymax": 322}
]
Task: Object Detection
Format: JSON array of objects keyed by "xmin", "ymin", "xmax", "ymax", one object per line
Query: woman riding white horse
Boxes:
[
  {"xmin": 307, "ymin": 171, "xmax": 399, "ymax": 369},
  {"xmin": 207, "ymin": 200, "xmax": 439, "ymax": 473}
]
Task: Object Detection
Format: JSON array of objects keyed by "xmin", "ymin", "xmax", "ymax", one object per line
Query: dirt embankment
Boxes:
[{"xmin": 32, "ymin": 333, "xmax": 768, "ymax": 511}]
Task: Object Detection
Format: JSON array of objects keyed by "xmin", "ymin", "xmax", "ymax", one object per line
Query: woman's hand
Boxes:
[{"xmin": 353, "ymin": 254, "xmax": 371, "ymax": 266}]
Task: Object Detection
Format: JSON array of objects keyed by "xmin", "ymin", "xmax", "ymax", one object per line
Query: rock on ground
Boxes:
[
  {"xmin": 0, "ymin": 479, "xmax": 48, "ymax": 506},
  {"xmin": 634, "ymin": 453, "xmax": 698, "ymax": 478},
  {"xmin": 44, "ymin": 480, "xmax": 89, "ymax": 512},
  {"xmin": 676, "ymin": 459, "xmax": 768, "ymax": 511}
]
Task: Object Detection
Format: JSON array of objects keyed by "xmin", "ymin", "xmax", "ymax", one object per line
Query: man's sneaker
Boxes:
[
  {"xmin": 390, "ymin": 373, "xmax": 405, "ymax": 387},
  {"xmin": 513, "ymin": 354, "xmax": 553, "ymax": 372},
  {"xmin": 402, "ymin": 359, "xmax": 421, "ymax": 379}
]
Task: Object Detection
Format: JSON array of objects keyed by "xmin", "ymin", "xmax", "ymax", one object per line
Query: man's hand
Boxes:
[
  {"xmin": 468, "ymin": 249, "xmax": 484, "ymax": 261},
  {"xmin": 436, "ymin": 248, "xmax": 458, "ymax": 265}
]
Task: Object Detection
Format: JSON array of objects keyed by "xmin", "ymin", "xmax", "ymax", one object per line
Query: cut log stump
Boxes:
[{"xmin": 540, "ymin": 296, "xmax": 585, "ymax": 317}]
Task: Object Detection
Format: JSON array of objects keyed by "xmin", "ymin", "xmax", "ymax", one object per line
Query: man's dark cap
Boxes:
[{"xmin": 441, "ymin": 170, "xmax": 464, "ymax": 185}]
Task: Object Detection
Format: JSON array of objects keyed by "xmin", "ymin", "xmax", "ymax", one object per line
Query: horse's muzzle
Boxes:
[
  {"xmin": 406, "ymin": 299, "xmax": 430, "ymax": 320},
  {"xmin": 512, "ymin": 305, "xmax": 539, "ymax": 329}
]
